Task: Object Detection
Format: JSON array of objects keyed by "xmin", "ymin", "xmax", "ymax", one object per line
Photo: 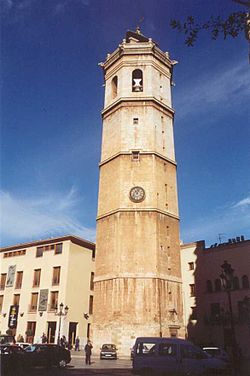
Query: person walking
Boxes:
[
  {"xmin": 75, "ymin": 336, "xmax": 80, "ymax": 351},
  {"xmin": 84, "ymin": 340, "xmax": 93, "ymax": 365}
]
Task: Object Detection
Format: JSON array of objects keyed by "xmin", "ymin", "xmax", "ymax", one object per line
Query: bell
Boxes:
[{"xmin": 133, "ymin": 78, "xmax": 142, "ymax": 92}]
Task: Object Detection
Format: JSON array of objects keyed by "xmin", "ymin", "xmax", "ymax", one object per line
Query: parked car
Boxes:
[
  {"xmin": 0, "ymin": 344, "xmax": 27, "ymax": 374},
  {"xmin": 132, "ymin": 337, "xmax": 231, "ymax": 375},
  {"xmin": 25, "ymin": 343, "xmax": 71, "ymax": 368},
  {"xmin": 0, "ymin": 334, "xmax": 15, "ymax": 345},
  {"xmin": 100, "ymin": 343, "xmax": 117, "ymax": 359},
  {"xmin": 203, "ymin": 347, "xmax": 230, "ymax": 363},
  {"xmin": 16, "ymin": 341, "xmax": 31, "ymax": 349}
]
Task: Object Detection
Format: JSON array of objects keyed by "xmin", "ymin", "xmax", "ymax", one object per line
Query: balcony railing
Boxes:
[
  {"xmin": 52, "ymin": 279, "xmax": 60, "ymax": 286},
  {"xmin": 15, "ymin": 283, "xmax": 22, "ymax": 289},
  {"xmin": 0, "ymin": 284, "xmax": 5, "ymax": 290}
]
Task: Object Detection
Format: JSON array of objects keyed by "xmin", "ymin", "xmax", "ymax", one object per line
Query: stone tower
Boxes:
[{"xmin": 93, "ymin": 29, "xmax": 184, "ymax": 354}]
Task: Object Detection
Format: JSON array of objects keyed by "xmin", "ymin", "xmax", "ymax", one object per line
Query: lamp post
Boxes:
[
  {"xmin": 220, "ymin": 260, "xmax": 237, "ymax": 370},
  {"xmin": 55, "ymin": 303, "xmax": 69, "ymax": 345}
]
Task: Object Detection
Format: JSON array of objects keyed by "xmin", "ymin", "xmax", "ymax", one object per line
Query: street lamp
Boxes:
[
  {"xmin": 55, "ymin": 303, "xmax": 69, "ymax": 345},
  {"xmin": 220, "ymin": 261, "xmax": 237, "ymax": 369}
]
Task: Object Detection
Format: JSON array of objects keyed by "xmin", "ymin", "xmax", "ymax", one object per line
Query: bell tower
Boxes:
[{"xmin": 93, "ymin": 29, "xmax": 184, "ymax": 354}]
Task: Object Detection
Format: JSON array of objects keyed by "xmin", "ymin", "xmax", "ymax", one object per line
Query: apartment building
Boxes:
[
  {"xmin": 181, "ymin": 237, "xmax": 250, "ymax": 358},
  {"xmin": 0, "ymin": 235, "xmax": 95, "ymax": 348}
]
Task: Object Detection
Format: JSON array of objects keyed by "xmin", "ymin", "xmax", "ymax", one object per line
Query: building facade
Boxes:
[
  {"xmin": 0, "ymin": 235, "xmax": 95, "ymax": 348},
  {"xmin": 93, "ymin": 29, "xmax": 184, "ymax": 355},
  {"xmin": 181, "ymin": 237, "xmax": 250, "ymax": 358}
]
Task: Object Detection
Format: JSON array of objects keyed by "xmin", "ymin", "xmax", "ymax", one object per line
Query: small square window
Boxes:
[
  {"xmin": 133, "ymin": 118, "xmax": 139, "ymax": 125},
  {"xmin": 55, "ymin": 243, "xmax": 62, "ymax": 255},
  {"xmin": 190, "ymin": 284, "xmax": 195, "ymax": 297},
  {"xmin": 36, "ymin": 247, "xmax": 43, "ymax": 258},
  {"xmin": 188, "ymin": 262, "xmax": 194, "ymax": 271},
  {"xmin": 132, "ymin": 151, "xmax": 140, "ymax": 161}
]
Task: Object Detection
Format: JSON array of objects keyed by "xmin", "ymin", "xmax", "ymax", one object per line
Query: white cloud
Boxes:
[
  {"xmin": 232, "ymin": 195, "xmax": 250, "ymax": 209},
  {"xmin": 0, "ymin": 189, "xmax": 96, "ymax": 246},
  {"xmin": 181, "ymin": 196, "xmax": 250, "ymax": 245},
  {"xmin": 176, "ymin": 61, "xmax": 250, "ymax": 119}
]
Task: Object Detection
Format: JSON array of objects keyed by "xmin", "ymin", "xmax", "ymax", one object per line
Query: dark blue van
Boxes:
[{"xmin": 132, "ymin": 337, "xmax": 230, "ymax": 375}]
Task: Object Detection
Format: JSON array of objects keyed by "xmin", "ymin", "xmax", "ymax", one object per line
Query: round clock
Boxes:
[{"xmin": 129, "ymin": 186, "xmax": 145, "ymax": 202}]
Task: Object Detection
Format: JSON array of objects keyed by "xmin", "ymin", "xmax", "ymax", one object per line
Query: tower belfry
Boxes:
[{"xmin": 93, "ymin": 30, "xmax": 184, "ymax": 354}]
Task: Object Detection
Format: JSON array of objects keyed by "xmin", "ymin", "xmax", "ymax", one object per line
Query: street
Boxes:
[{"xmin": 22, "ymin": 353, "xmax": 133, "ymax": 376}]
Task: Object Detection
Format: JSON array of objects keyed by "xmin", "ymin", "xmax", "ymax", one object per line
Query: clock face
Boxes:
[{"xmin": 129, "ymin": 186, "xmax": 145, "ymax": 202}]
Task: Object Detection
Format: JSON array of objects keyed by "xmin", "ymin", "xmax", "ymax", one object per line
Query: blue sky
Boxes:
[{"xmin": 1, "ymin": 0, "xmax": 249, "ymax": 247}]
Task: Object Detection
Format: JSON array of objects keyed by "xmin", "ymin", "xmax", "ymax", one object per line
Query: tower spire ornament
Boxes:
[{"xmin": 92, "ymin": 30, "xmax": 184, "ymax": 355}]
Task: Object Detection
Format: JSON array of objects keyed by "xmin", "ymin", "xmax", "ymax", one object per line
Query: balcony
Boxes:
[
  {"xmin": 15, "ymin": 283, "xmax": 22, "ymax": 289},
  {"xmin": 0, "ymin": 284, "xmax": 5, "ymax": 290}
]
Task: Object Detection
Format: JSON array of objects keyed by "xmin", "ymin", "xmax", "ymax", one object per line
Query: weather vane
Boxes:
[{"xmin": 136, "ymin": 17, "xmax": 144, "ymax": 34}]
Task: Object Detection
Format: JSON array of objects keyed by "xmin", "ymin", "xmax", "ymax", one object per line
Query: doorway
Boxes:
[
  {"xmin": 68, "ymin": 322, "xmax": 78, "ymax": 349},
  {"xmin": 47, "ymin": 321, "xmax": 56, "ymax": 344}
]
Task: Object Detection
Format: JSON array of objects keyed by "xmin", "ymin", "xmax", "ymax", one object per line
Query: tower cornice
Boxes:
[
  {"xmin": 96, "ymin": 208, "xmax": 180, "ymax": 222},
  {"xmin": 94, "ymin": 274, "xmax": 182, "ymax": 284},
  {"xmin": 99, "ymin": 151, "xmax": 177, "ymax": 168},
  {"xmin": 102, "ymin": 97, "xmax": 175, "ymax": 119},
  {"xmin": 102, "ymin": 41, "xmax": 173, "ymax": 73}
]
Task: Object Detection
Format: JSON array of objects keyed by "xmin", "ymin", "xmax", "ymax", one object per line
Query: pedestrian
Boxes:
[
  {"xmin": 84, "ymin": 340, "xmax": 93, "ymax": 365},
  {"xmin": 41, "ymin": 333, "xmax": 47, "ymax": 343},
  {"xmin": 60, "ymin": 336, "xmax": 66, "ymax": 348},
  {"xmin": 75, "ymin": 336, "xmax": 80, "ymax": 351}
]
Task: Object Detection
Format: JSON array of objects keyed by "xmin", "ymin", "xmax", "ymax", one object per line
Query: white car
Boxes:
[
  {"xmin": 203, "ymin": 347, "xmax": 230, "ymax": 363},
  {"xmin": 16, "ymin": 342, "xmax": 30, "ymax": 349}
]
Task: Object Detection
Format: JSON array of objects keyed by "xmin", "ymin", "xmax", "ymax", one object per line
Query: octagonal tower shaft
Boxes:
[{"xmin": 93, "ymin": 31, "xmax": 184, "ymax": 355}]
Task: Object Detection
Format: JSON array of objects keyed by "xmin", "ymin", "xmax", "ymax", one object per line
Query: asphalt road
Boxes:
[{"xmin": 18, "ymin": 354, "xmax": 133, "ymax": 376}]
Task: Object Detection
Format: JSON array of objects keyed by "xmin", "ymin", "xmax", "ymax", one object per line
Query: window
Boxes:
[
  {"xmin": 3, "ymin": 249, "xmax": 26, "ymax": 258},
  {"xmin": 15, "ymin": 271, "xmax": 23, "ymax": 289},
  {"xmin": 135, "ymin": 342, "xmax": 156, "ymax": 356},
  {"xmin": 52, "ymin": 267, "xmax": 61, "ymax": 285},
  {"xmin": 26, "ymin": 322, "xmax": 36, "ymax": 343},
  {"xmin": 206, "ymin": 280, "xmax": 213, "ymax": 293},
  {"xmin": 159, "ymin": 343, "xmax": 176, "ymax": 356},
  {"xmin": 214, "ymin": 279, "xmax": 222, "ymax": 292},
  {"xmin": 238, "ymin": 301, "xmax": 248, "ymax": 322},
  {"xmin": 33, "ymin": 269, "xmax": 41, "ymax": 287},
  {"xmin": 210, "ymin": 302, "xmax": 220, "ymax": 321},
  {"xmin": 0, "ymin": 295, "xmax": 3, "ymax": 312},
  {"xmin": 131, "ymin": 151, "xmax": 140, "ymax": 161},
  {"xmin": 188, "ymin": 262, "xmax": 194, "ymax": 271},
  {"xmin": 189, "ymin": 284, "xmax": 195, "ymax": 297},
  {"xmin": 90, "ymin": 272, "xmax": 94, "ymax": 291},
  {"xmin": 30, "ymin": 293, "xmax": 38, "ymax": 312},
  {"xmin": 13, "ymin": 294, "xmax": 20, "ymax": 306},
  {"xmin": 111, "ymin": 76, "xmax": 118, "ymax": 98},
  {"xmin": 50, "ymin": 291, "xmax": 58, "ymax": 310},
  {"xmin": 181, "ymin": 345, "xmax": 207, "ymax": 359},
  {"xmin": 0, "ymin": 274, "xmax": 7, "ymax": 290},
  {"xmin": 89, "ymin": 295, "xmax": 94, "ymax": 315},
  {"xmin": 190, "ymin": 306, "xmax": 197, "ymax": 320},
  {"xmin": 87, "ymin": 323, "xmax": 91, "ymax": 339},
  {"xmin": 55, "ymin": 243, "xmax": 63, "ymax": 255},
  {"xmin": 132, "ymin": 69, "xmax": 143, "ymax": 92},
  {"xmin": 36, "ymin": 247, "xmax": 43, "ymax": 257},
  {"xmin": 232, "ymin": 276, "xmax": 240, "ymax": 290},
  {"xmin": 242, "ymin": 275, "xmax": 249, "ymax": 289},
  {"xmin": 133, "ymin": 118, "xmax": 139, "ymax": 124}
]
